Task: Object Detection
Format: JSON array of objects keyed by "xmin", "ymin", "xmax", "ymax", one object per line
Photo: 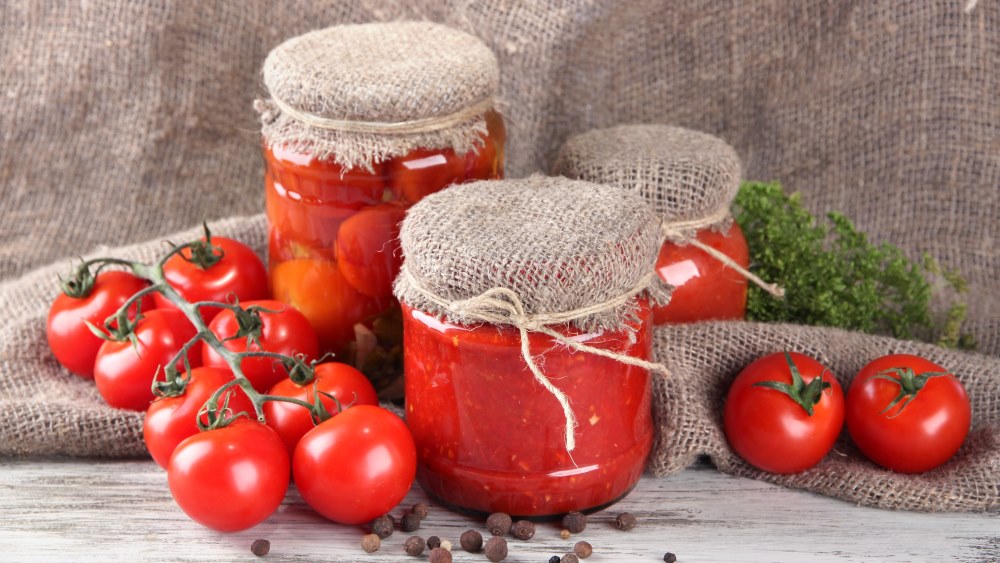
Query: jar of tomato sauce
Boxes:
[
  {"xmin": 553, "ymin": 125, "xmax": 782, "ymax": 324},
  {"xmin": 257, "ymin": 23, "xmax": 503, "ymax": 387},
  {"xmin": 394, "ymin": 177, "xmax": 668, "ymax": 517}
]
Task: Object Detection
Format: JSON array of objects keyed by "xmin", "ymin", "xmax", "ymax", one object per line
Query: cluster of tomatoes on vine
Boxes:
[
  {"xmin": 45, "ymin": 227, "xmax": 417, "ymax": 532},
  {"xmin": 724, "ymin": 350, "xmax": 972, "ymax": 475}
]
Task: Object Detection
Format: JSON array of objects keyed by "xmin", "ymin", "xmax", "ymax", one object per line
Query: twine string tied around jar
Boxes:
[
  {"xmin": 660, "ymin": 207, "xmax": 785, "ymax": 298},
  {"xmin": 262, "ymin": 96, "xmax": 496, "ymax": 135},
  {"xmin": 399, "ymin": 266, "xmax": 670, "ymax": 453}
]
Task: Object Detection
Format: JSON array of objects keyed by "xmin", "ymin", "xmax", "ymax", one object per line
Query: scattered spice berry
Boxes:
[
  {"xmin": 428, "ymin": 547, "xmax": 452, "ymax": 563},
  {"xmin": 486, "ymin": 512, "xmax": 513, "ymax": 536},
  {"xmin": 361, "ymin": 533, "xmax": 381, "ymax": 553},
  {"xmin": 427, "ymin": 535, "xmax": 442, "ymax": 549},
  {"xmin": 615, "ymin": 512, "xmax": 638, "ymax": 531},
  {"xmin": 549, "ymin": 557, "xmax": 561, "ymax": 563},
  {"xmin": 401, "ymin": 512, "xmax": 422, "ymax": 532},
  {"xmin": 510, "ymin": 519, "xmax": 536, "ymax": 540},
  {"xmin": 484, "ymin": 536, "xmax": 508, "ymax": 562},
  {"xmin": 562, "ymin": 512, "xmax": 587, "ymax": 534},
  {"xmin": 440, "ymin": 539, "xmax": 453, "ymax": 552},
  {"xmin": 412, "ymin": 502, "xmax": 430, "ymax": 519},
  {"xmin": 250, "ymin": 539, "xmax": 270, "ymax": 557},
  {"xmin": 370, "ymin": 515, "xmax": 394, "ymax": 539},
  {"xmin": 663, "ymin": 552, "xmax": 678, "ymax": 563},
  {"xmin": 573, "ymin": 541, "xmax": 592, "ymax": 559},
  {"xmin": 561, "ymin": 555, "xmax": 579, "ymax": 563},
  {"xmin": 460, "ymin": 529, "xmax": 484, "ymax": 552},
  {"xmin": 560, "ymin": 529, "xmax": 571, "ymax": 540},
  {"xmin": 404, "ymin": 536, "xmax": 426, "ymax": 557}
]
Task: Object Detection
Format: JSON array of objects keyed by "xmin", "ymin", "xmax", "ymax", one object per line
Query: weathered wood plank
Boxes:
[{"xmin": 0, "ymin": 458, "xmax": 997, "ymax": 562}]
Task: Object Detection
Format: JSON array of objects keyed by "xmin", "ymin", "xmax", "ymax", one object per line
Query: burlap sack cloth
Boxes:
[{"xmin": 2, "ymin": 2, "xmax": 999, "ymax": 511}]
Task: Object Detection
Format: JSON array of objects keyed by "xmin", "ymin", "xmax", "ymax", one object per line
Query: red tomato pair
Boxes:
[{"xmin": 724, "ymin": 352, "xmax": 970, "ymax": 475}]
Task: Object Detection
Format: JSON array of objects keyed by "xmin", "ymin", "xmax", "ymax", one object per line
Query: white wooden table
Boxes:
[{"xmin": 0, "ymin": 458, "xmax": 997, "ymax": 562}]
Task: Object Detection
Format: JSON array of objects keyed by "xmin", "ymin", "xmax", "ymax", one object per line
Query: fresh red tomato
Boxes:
[
  {"xmin": 270, "ymin": 259, "xmax": 389, "ymax": 354},
  {"xmin": 168, "ymin": 419, "xmax": 289, "ymax": 532},
  {"xmin": 202, "ymin": 299, "xmax": 319, "ymax": 393},
  {"xmin": 846, "ymin": 354, "xmax": 970, "ymax": 473},
  {"xmin": 47, "ymin": 270, "xmax": 155, "ymax": 378},
  {"xmin": 93, "ymin": 309, "xmax": 201, "ymax": 411},
  {"xmin": 264, "ymin": 362, "xmax": 379, "ymax": 456},
  {"xmin": 654, "ymin": 222, "xmax": 750, "ymax": 323},
  {"xmin": 144, "ymin": 367, "xmax": 254, "ymax": 468},
  {"xmin": 724, "ymin": 352, "xmax": 845, "ymax": 474},
  {"xmin": 389, "ymin": 148, "xmax": 466, "ymax": 203},
  {"xmin": 293, "ymin": 405, "xmax": 416, "ymax": 525},
  {"xmin": 335, "ymin": 203, "xmax": 406, "ymax": 299},
  {"xmin": 152, "ymin": 237, "xmax": 269, "ymax": 322}
]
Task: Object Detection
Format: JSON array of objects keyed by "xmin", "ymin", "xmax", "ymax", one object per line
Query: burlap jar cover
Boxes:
[
  {"xmin": 256, "ymin": 21, "xmax": 499, "ymax": 169},
  {"xmin": 394, "ymin": 175, "xmax": 670, "ymax": 452}
]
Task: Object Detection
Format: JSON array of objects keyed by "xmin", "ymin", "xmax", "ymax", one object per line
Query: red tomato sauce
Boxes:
[
  {"xmin": 263, "ymin": 111, "xmax": 504, "ymax": 355},
  {"xmin": 401, "ymin": 301, "xmax": 654, "ymax": 518},
  {"xmin": 654, "ymin": 222, "xmax": 750, "ymax": 323}
]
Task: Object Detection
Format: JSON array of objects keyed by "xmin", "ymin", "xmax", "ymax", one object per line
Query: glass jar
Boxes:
[
  {"xmin": 264, "ymin": 110, "xmax": 505, "ymax": 358},
  {"xmin": 654, "ymin": 221, "xmax": 750, "ymax": 323},
  {"xmin": 401, "ymin": 300, "xmax": 654, "ymax": 518}
]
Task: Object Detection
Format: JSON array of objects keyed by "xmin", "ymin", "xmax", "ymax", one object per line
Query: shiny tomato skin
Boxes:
[
  {"xmin": 153, "ymin": 237, "xmax": 269, "ymax": 322},
  {"xmin": 389, "ymin": 148, "xmax": 467, "ymax": 204},
  {"xmin": 724, "ymin": 352, "xmax": 845, "ymax": 474},
  {"xmin": 293, "ymin": 405, "xmax": 416, "ymax": 525},
  {"xmin": 846, "ymin": 354, "xmax": 970, "ymax": 474},
  {"xmin": 93, "ymin": 309, "xmax": 201, "ymax": 411},
  {"xmin": 202, "ymin": 299, "xmax": 319, "ymax": 393},
  {"xmin": 47, "ymin": 271, "xmax": 155, "ymax": 378},
  {"xmin": 264, "ymin": 362, "xmax": 379, "ymax": 456},
  {"xmin": 143, "ymin": 367, "xmax": 255, "ymax": 468},
  {"xmin": 270, "ymin": 259, "xmax": 389, "ymax": 354},
  {"xmin": 335, "ymin": 203, "xmax": 406, "ymax": 299},
  {"xmin": 167, "ymin": 420, "xmax": 289, "ymax": 532}
]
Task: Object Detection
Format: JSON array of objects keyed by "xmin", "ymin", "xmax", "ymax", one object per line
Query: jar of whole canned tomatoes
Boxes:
[
  {"xmin": 256, "ymin": 22, "xmax": 504, "ymax": 390},
  {"xmin": 394, "ymin": 176, "xmax": 669, "ymax": 517},
  {"xmin": 553, "ymin": 125, "xmax": 782, "ymax": 324}
]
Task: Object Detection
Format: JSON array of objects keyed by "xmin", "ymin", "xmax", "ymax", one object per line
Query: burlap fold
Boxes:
[
  {"xmin": 650, "ymin": 321, "xmax": 1000, "ymax": 512},
  {"xmin": 393, "ymin": 175, "xmax": 667, "ymax": 334},
  {"xmin": 258, "ymin": 21, "xmax": 499, "ymax": 169}
]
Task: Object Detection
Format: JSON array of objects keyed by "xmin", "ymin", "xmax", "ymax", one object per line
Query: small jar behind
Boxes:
[
  {"xmin": 257, "ymin": 23, "xmax": 504, "ymax": 391},
  {"xmin": 553, "ymin": 125, "xmax": 781, "ymax": 324},
  {"xmin": 395, "ymin": 176, "xmax": 668, "ymax": 518}
]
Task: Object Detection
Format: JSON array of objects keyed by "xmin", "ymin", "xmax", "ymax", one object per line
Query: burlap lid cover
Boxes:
[
  {"xmin": 257, "ymin": 22, "xmax": 499, "ymax": 169},
  {"xmin": 553, "ymin": 124, "xmax": 742, "ymax": 235},
  {"xmin": 394, "ymin": 175, "xmax": 669, "ymax": 334}
]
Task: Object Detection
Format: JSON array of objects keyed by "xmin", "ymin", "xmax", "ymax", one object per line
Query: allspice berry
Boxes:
[
  {"xmin": 560, "ymin": 529, "xmax": 571, "ymax": 540},
  {"xmin": 615, "ymin": 512, "xmax": 638, "ymax": 531},
  {"xmin": 460, "ymin": 529, "xmax": 484, "ymax": 553},
  {"xmin": 361, "ymin": 533, "xmax": 381, "ymax": 553},
  {"xmin": 401, "ymin": 512, "xmax": 422, "ymax": 533},
  {"xmin": 561, "ymin": 512, "xmax": 587, "ymax": 534},
  {"xmin": 574, "ymin": 541, "xmax": 593, "ymax": 559},
  {"xmin": 484, "ymin": 536, "xmax": 508, "ymax": 562},
  {"xmin": 510, "ymin": 519, "xmax": 535, "ymax": 540},
  {"xmin": 549, "ymin": 557, "xmax": 562, "ymax": 563},
  {"xmin": 412, "ymin": 502, "xmax": 430, "ymax": 519},
  {"xmin": 440, "ymin": 540, "xmax": 453, "ymax": 552},
  {"xmin": 486, "ymin": 512, "xmax": 513, "ymax": 536},
  {"xmin": 427, "ymin": 536, "xmax": 442, "ymax": 549},
  {"xmin": 250, "ymin": 539, "xmax": 270, "ymax": 557},
  {"xmin": 428, "ymin": 547, "xmax": 452, "ymax": 563},
  {"xmin": 663, "ymin": 552, "xmax": 678, "ymax": 563},
  {"xmin": 370, "ymin": 515, "xmax": 394, "ymax": 538},
  {"xmin": 404, "ymin": 536, "xmax": 426, "ymax": 557},
  {"xmin": 561, "ymin": 555, "xmax": 580, "ymax": 563}
]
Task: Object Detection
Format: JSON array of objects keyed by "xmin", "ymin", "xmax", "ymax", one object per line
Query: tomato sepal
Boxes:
[
  {"xmin": 870, "ymin": 367, "xmax": 953, "ymax": 417},
  {"xmin": 751, "ymin": 352, "xmax": 832, "ymax": 416}
]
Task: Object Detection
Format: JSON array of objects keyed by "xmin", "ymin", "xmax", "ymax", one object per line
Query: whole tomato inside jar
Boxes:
[
  {"xmin": 553, "ymin": 125, "xmax": 781, "ymax": 324},
  {"xmin": 257, "ymin": 22, "xmax": 504, "ymax": 392},
  {"xmin": 395, "ymin": 177, "xmax": 666, "ymax": 518}
]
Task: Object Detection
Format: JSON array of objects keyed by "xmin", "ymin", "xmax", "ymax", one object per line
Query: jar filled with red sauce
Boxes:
[
  {"xmin": 394, "ymin": 177, "xmax": 666, "ymax": 517},
  {"xmin": 257, "ymin": 23, "xmax": 503, "ymax": 385},
  {"xmin": 554, "ymin": 124, "xmax": 776, "ymax": 324}
]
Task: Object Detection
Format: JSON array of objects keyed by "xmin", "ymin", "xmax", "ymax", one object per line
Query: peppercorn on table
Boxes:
[{"xmin": 1, "ymin": 458, "xmax": 996, "ymax": 562}]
